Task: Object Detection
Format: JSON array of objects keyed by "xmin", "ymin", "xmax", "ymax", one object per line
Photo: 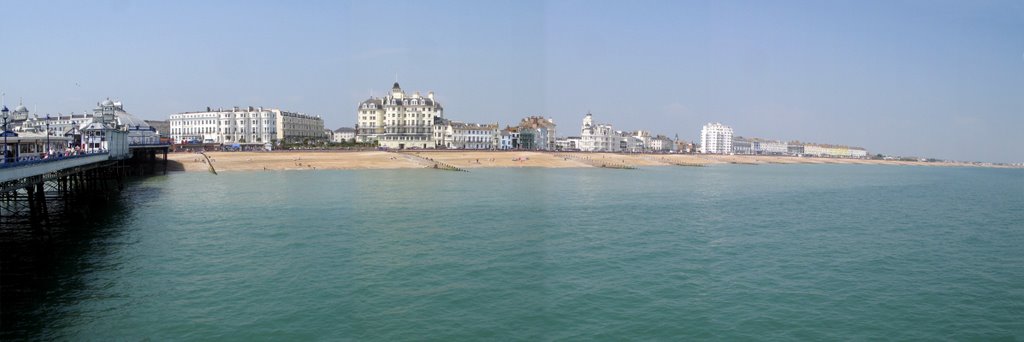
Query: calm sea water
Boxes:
[{"xmin": 4, "ymin": 165, "xmax": 1023, "ymax": 340}]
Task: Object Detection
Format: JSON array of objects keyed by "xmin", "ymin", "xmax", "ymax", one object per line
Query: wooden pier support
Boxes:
[{"xmin": 1, "ymin": 161, "xmax": 126, "ymax": 223}]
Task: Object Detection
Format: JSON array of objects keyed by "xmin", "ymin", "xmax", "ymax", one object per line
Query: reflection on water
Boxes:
[{"xmin": 0, "ymin": 177, "xmax": 165, "ymax": 339}]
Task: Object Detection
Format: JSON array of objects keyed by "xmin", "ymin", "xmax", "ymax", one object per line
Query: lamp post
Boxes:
[
  {"xmin": 45, "ymin": 114, "xmax": 51, "ymax": 157},
  {"xmin": 2, "ymin": 106, "xmax": 9, "ymax": 163}
]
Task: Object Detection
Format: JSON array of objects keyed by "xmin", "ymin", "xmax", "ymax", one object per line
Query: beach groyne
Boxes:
[
  {"xmin": 397, "ymin": 152, "xmax": 468, "ymax": 172},
  {"xmin": 554, "ymin": 153, "xmax": 636, "ymax": 169}
]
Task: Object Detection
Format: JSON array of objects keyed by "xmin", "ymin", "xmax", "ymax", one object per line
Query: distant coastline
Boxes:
[{"xmin": 165, "ymin": 151, "xmax": 1020, "ymax": 172}]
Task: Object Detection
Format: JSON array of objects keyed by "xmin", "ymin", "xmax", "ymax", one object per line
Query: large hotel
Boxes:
[
  {"xmin": 169, "ymin": 106, "xmax": 324, "ymax": 145},
  {"xmin": 356, "ymin": 82, "xmax": 443, "ymax": 149}
]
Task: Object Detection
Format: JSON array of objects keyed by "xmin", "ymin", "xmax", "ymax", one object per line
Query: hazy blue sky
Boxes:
[{"xmin": 2, "ymin": 0, "xmax": 1022, "ymax": 162}]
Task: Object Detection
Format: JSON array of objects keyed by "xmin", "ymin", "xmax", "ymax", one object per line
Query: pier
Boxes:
[
  {"xmin": 1, "ymin": 99, "xmax": 171, "ymax": 225},
  {"xmin": 0, "ymin": 144, "xmax": 169, "ymax": 227}
]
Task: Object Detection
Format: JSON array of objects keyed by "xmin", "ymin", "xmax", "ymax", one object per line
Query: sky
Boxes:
[{"xmin": 1, "ymin": 0, "xmax": 1022, "ymax": 163}]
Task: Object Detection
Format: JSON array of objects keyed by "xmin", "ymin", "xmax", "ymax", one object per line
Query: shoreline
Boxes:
[{"xmin": 165, "ymin": 151, "xmax": 1020, "ymax": 172}]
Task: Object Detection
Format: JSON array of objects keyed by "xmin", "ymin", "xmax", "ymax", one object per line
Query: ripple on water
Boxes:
[{"xmin": 5, "ymin": 166, "xmax": 1023, "ymax": 340}]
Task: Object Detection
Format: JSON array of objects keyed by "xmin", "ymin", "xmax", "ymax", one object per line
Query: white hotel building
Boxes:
[
  {"xmin": 700, "ymin": 122, "xmax": 733, "ymax": 154},
  {"xmin": 169, "ymin": 106, "xmax": 324, "ymax": 145},
  {"xmin": 580, "ymin": 112, "xmax": 620, "ymax": 152},
  {"xmin": 356, "ymin": 82, "xmax": 443, "ymax": 149},
  {"xmin": 433, "ymin": 120, "xmax": 498, "ymax": 149}
]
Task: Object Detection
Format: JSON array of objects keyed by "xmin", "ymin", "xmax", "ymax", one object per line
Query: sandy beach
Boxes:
[{"xmin": 165, "ymin": 150, "xmax": 1015, "ymax": 172}]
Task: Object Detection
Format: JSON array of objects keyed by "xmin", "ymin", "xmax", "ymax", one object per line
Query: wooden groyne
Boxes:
[
  {"xmin": 640, "ymin": 156, "xmax": 708, "ymax": 167},
  {"xmin": 554, "ymin": 153, "xmax": 636, "ymax": 170},
  {"xmin": 199, "ymin": 152, "xmax": 218, "ymax": 174},
  {"xmin": 396, "ymin": 152, "xmax": 468, "ymax": 172}
]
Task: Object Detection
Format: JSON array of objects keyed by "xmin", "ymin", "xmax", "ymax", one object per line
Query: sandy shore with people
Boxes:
[{"xmin": 165, "ymin": 150, "xmax": 1015, "ymax": 172}]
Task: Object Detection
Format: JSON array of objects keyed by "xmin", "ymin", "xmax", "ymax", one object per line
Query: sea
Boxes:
[{"xmin": 2, "ymin": 164, "xmax": 1022, "ymax": 340}]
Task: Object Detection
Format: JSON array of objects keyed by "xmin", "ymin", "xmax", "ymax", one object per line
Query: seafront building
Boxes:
[
  {"xmin": 433, "ymin": 120, "xmax": 499, "ymax": 149},
  {"xmin": 517, "ymin": 116, "xmax": 557, "ymax": 151},
  {"xmin": 169, "ymin": 106, "xmax": 324, "ymax": 146},
  {"xmin": 498, "ymin": 128, "xmax": 515, "ymax": 150},
  {"xmin": 729, "ymin": 137, "xmax": 792, "ymax": 156},
  {"xmin": 555, "ymin": 136, "xmax": 581, "ymax": 151},
  {"xmin": 331, "ymin": 127, "xmax": 356, "ymax": 143},
  {"xmin": 627, "ymin": 131, "xmax": 674, "ymax": 152},
  {"xmin": 516, "ymin": 127, "xmax": 538, "ymax": 150},
  {"xmin": 356, "ymin": 82, "xmax": 443, "ymax": 149},
  {"xmin": 788, "ymin": 143, "xmax": 805, "ymax": 155},
  {"xmin": 2, "ymin": 98, "xmax": 143, "ymax": 158},
  {"xmin": 145, "ymin": 120, "xmax": 170, "ymax": 143},
  {"xmin": 731, "ymin": 136, "xmax": 753, "ymax": 154},
  {"xmin": 800, "ymin": 143, "xmax": 868, "ymax": 158},
  {"xmin": 499, "ymin": 126, "xmax": 531, "ymax": 149},
  {"xmin": 676, "ymin": 140, "xmax": 698, "ymax": 153},
  {"xmin": 720, "ymin": 131, "xmax": 867, "ymax": 158},
  {"xmin": 752, "ymin": 139, "xmax": 788, "ymax": 155},
  {"xmin": 621, "ymin": 134, "xmax": 643, "ymax": 152},
  {"xmin": 9, "ymin": 99, "xmax": 161, "ymax": 147},
  {"xmin": 628, "ymin": 131, "xmax": 651, "ymax": 152},
  {"xmin": 648, "ymin": 135, "xmax": 674, "ymax": 152},
  {"xmin": 700, "ymin": 122, "xmax": 733, "ymax": 154},
  {"xmin": 573, "ymin": 113, "xmax": 676, "ymax": 152},
  {"xmin": 580, "ymin": 112, "xmax": 620, "ymax": 152}
]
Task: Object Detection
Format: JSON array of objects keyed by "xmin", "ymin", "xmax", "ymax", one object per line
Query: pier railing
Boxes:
[
  {"xmin": 0, "ymin": 151, "xmax": 110, "ymax": 170},
  {"xmin": 0, "ymin": 153, "xmax": 111, "ymax": 184}
]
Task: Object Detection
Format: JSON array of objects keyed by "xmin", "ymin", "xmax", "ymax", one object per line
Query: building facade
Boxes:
[
  {"xmin": 144, "ymin": 120, "xmax": 170, "ymax": 143},
  {"xmin": 498, "ymin": 129, "xmax": 515, "ymax": 150},
  {"xmin": 356, "ymin": 82, "xmax": 443, "ymax": 149},
  {"xmin": 276, "ymin": 110, "xmax": 324, "ymax": 143},
  {"xmin": 518, "ymin": 116, "xmax": 557, "ymax": 151},
  {"xmin": 433, "ymin": 120, "xmax": 498, "ymax": 149},
  {"xmin": 555, "ymin": 136, "xmax": 581, "ymax": 151},
  {"xmin": 732, "ymin": 136, "xmax": 753, "ymax": 154},
  {"xmin": 752, "ymin": 139, "xmax": 788, "ymax": 155},
  {"xmin": 332, "ymin": 127, "xmax": 356, "ymax": 143},
  {"xmin": 169, "ymin": 106, "xmax": 324, "ymax": 145},
  {"xmin": 580, "ymin": 113, "xmax": 619, "ymax": 152},
  {"xmin": 700, "ymin": 122, "xmax": 733, "ymax": 154},
  {"xmin": 801, "ymin": 144, "xmax": 868, "ymax": 158},
  {"xmin": 11, "ymin": 99, "xmax": 160, "ymax": 147},
  {"xmin": 619, "ymin": 134, "xmax": 642, "ymax": 152},
  {"xmin": 788, "ymin": 143, "xmax": 805, "ymax": 155},
  {"xmin": 648, "ymin": 135, "xmax": 674, "ymax": 152}
]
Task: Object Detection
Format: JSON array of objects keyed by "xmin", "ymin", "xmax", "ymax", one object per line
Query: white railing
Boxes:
[{"xmin": 0, "ymin": 153, "xmax": 110, "ymax": 183}]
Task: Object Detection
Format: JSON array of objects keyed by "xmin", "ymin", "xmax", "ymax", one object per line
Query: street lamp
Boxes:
[
  {"xmin": 2, "ymin": 106, "xmax": 9, "ymax": 163},
  {"xmin": 45, "ymin": 114, "xmax": 51, "ymax": 158}
]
